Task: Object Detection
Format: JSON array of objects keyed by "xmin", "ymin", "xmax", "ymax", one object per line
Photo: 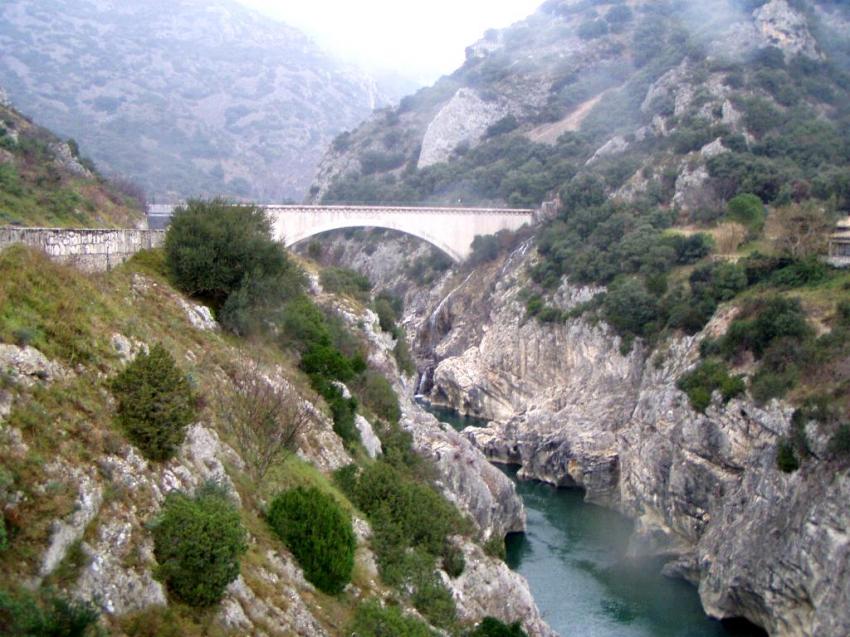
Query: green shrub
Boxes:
[
  {"xmin": 750, "ymin": 369, "xmax": 796, "ymax": 404},
  {"xmin": 220, "ymin": 266, "xmax": 306, "ymax": 336},
  {"xmin": 601, "ymin": 278, "xmax": 660, "ymax": 340},
  {"xmin": 485, "ymin": 115, "xmax": 519, "ymax": 138},
  {"xmin": 769, "ymin": 258, "xmax": 829, "ymax": 288},
  {"xmin": 726, "ymin": 193, "xmax": 766, "ymax": 235},
  {"xmin": 0, "ymin": 516, "xmax": 6, "ymax": 552},
  {"xmin": 0, "ymin": 588, "xmax": 100, "ymax": 637},
  {"xmin": 352, "ymin": 463, "xmax": 462, "ymax": 558},
  {"xmin": 412, "ymin": 574, "xmax": 456, "ymax": 630},
  {"xmin": 267, "ymin": 487, "xmax": 355, "ymax": 595},
  {"xmin": 151, "ymin": 484, "xmax": 246, "ymax": 607},
  {"xmin": 111, "ymin": 344, "xmax": 196, "ymax": 462},
  {"xmin": 353, "ymin": 370, "xmax": 401, "ymax": 424},
  {"xmin": 677, "ymin": 360, "xmax": 745, "ymax": 412},
  {"xmin": 374, "ymin": 297, "xmax": 399, "ymax": 334},
  {"xmin": 301, "ymin": 344, "xmax": 355, "ymax": 383},
  {"xmin": 606, "ymin": 5, "xmax": 633, "ymax": 25},
  {"xmin": 349, "ymin": 601, "xmax": 434, "ymax": 637},
  {"xmin": 578, "ymin": 19, "xmax": 609, "ymax": 40},
  {"xmin": 279, "ymin": 297, "xmax": 333, "ymax": 352},
  {"xmin": 468, "ymin": 235, "xmax": 502, "ymax": 266},
  {"xmin": 320, "ymin": 267, "xmax": 371, "ymax": 302},
  {"xmin": 394, "ymin": 336, "xmax": 416, "ymax": 376},
  {"xmin": 483, "ymin": 535, "xmax": 506, "ymax": 561},
  {"xmin": 720, "ymin": 297, "xmax": 812, "ymax": 359},
  {"xmin": 164, "ymin": 199, "xmax": 292, "ymax": 310},
  {"xmin": 468, "ymin": 617, "xmax": 529, "ymax": 637},
  {"xmin": 441, "ymin": 542, "xmax": 465, "ymax": 578},
  {"xmin": 776, "ymin": 439, "xmax": 800, "ymax": 473}
]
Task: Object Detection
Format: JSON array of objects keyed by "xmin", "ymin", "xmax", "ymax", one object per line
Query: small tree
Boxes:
[
  {"xmin": 217, "ymin": 361, "xmax": 311, "ymax": 482},
  {"xmin": 714, "ymin": 222, "xmax": 748, "ymax": 254},
  {"xmin": 267, "ymin": 487, "xmax": 355, "ymax": 594},
  {"xmin": 726, "ymin": 193, "xmax": 765, "ymax": 236},
  {"xmin": 767, "ymin": 201, "xmax": 833, "ymax": 259},
  {"xmin": 151, "ymin": 483, "xmax": 246, "ymax": 607},
  {"xmin": 111, "ymin": 344, "xmax": 196, "ymax": 462},
  {"xmin": 164, "ymin": 198, "xmax": 292, "ymax": 310}
]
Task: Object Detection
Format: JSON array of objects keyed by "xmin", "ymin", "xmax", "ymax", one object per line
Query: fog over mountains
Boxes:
[{"xmin": 0, "ymin": 0, "xmax": 409, "ymax": 202}]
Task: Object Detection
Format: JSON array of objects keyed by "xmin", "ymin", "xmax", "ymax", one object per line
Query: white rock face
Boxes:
[
  {"xmin": 418, "ymin": 88, "xmax": 507, "ymax": 169},
  {"xmin": 586, "ymin": 135, "xmax": 629, "ymax": 165},
  {"xmin": 700, "ymin": 138, "xmax": 728, "ymax": 159},
  {"xmin": 754, "ymin": 0, "xmax": 821, "ymax": 59},
  {"xmin": 74, "ymin": 517, "xmax": 166, "ymax": 615},
  {"xmin": 446, "ymin": 540, "xmax": 556, "ymax": 637},
  {"xmin": 39, "ymin": 463, "xmax": 104, "ymax": 579},
  {"xmin": 417, "ymin": 242, "xmax": 850, "ymax": 636},
  {"xmin": 177, "ymin": 298, "xmax": 218, "ymax": 331},
  {"xmin": 49, "ymin": 141, "xmax": 94, "ymax": 178},
  {"xmin": 0, "ymin": 343, "xmax": 69, "ymax": 387},
  {"xmin": 217, "ymin": 556, "xmax": 329, "ymax": 637},
  {"xmin": 673, "ymin": 164, "xmax": 712, "ymax": 211},
  {"xmin": 354, "ymin": 414, "xmax": 382, "ymax": 458}
]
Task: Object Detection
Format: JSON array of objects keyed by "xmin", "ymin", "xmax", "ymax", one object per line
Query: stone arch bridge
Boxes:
[{"xmin": 150, "ymin": 204, "xmax": 539, "ymax": 261}]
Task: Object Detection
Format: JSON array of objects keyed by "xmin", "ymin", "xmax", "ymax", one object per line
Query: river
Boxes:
[{"xmin": 421, "ymin": 402, "xmax": 766, "ymax": 637}]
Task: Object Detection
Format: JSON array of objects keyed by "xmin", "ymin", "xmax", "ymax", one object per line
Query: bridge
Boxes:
[{"xmin": 149, "ymin": 204, "xmax": 537, "ymax": 261}]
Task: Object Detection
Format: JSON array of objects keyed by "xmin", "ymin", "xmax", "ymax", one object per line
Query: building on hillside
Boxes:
[{"xmin": 828, "ymin": 216, "xmax": 850, "ymax": 268}]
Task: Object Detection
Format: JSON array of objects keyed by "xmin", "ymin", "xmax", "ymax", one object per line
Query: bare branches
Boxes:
[
  {"xmin": 218, "ymin": 361, "xmax": 311, "ymax": 482},
  {"xmin": 767, "ymin": 201, "xmax": 832, "ymax": 260}
]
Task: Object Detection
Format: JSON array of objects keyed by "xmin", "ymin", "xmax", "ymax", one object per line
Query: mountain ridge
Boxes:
[{"xmin": 0, "ymin": 0, "xmax": 405, "ymax": 202}]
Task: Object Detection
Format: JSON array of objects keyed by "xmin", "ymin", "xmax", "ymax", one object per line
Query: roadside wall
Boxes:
[{"xmin": 0, "ymin": 227, "xmax": 165, "ymax": 272}]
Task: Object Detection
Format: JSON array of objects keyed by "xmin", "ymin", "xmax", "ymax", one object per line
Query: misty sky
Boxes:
[{"xmin": 235, "ymin": 0, "xmax": 541, "ymax": 82}]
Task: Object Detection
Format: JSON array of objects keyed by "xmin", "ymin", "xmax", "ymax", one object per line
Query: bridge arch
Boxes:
[
  {"xmin": 281, "ymin": 217, "xmax": 466, "ymax": 261},
  {"xmin": 267, "ymin": 205, "xmax": 535, "ymax": 262}
]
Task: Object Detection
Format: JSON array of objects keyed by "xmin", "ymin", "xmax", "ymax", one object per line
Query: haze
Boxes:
[{"xmin": 236, "ymin": 0, "xmax": 542, "ymax": 83}]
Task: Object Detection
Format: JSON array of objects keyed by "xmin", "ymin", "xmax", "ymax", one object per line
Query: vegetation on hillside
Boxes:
[
  {"xmin": 151, "ymin": 483, "xmax": 246, "ymax": 607},
  {"xmin": 0, "ymin": 103, "xmax": 144, "ymax": 227},
  {"xmin": 111, "ymin": 343, "xmax": 197, "ymax": 462},
  {"xmin": 267, "ymin": 487, "xmax": 356, "ymax": 594},
  {"xmin": 0, "ymin": 203, "xmax": 495, "ymax": 635}
]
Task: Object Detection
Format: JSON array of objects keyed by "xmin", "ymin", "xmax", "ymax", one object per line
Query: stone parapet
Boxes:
[{"xmin": 0, "ymin": 227, "xmax": 165, "ymax": 272}]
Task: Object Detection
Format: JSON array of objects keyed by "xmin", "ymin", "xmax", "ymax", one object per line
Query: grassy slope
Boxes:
[
  {"xmin": 0, "ymin": 246, "xmax": 382, "ymax": 635},
  {"xmin": 0, "ymin": 104, "xmax": 145, "ymax": 228}
]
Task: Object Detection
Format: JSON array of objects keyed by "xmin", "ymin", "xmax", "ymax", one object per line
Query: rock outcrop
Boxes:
[
  {"xmin": 415, "ymin": 243, "xmax": 850, "ymax": 636},
  {"xmin": 445, "ymin": 540, "xmax": 556, "ymax": 637},
  {"xmin": 418, "ymin": 89, "xmax": 508, "ymax": 168}
]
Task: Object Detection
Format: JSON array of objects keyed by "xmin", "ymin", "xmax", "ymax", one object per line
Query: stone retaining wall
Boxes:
[{"xmin": 0, "ymin": 227, "xmax": 165, "ymax": 272}]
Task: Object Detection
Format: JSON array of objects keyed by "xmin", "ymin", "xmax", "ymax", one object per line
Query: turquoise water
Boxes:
[{"xmin": 421, "ymin": 401, "xmax": 765, "ymax": 637}]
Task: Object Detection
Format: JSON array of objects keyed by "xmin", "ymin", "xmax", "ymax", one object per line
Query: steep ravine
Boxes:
[{"xmin": 404, "ymin": 243, "xmax": 849, "ymax": 637}]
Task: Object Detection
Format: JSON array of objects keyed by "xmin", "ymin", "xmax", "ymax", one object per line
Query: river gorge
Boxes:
[{"xmin": 423, "ymin": 403, "xmax": 766, "ymax": 637}]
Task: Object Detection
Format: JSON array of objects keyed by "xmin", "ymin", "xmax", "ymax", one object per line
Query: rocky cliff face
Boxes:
[{"xmin": 408, "ymin": 241, "xmax": 849, "ymax": 637}]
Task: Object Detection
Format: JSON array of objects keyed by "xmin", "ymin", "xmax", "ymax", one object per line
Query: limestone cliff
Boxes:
[{"xmin": 411, "ymin": 241, "xmax": 849, "ymax": 637}]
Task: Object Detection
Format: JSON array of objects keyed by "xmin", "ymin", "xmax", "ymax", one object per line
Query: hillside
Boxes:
[
  {"xmin": 0, "ymin": 0, "xmax": 397, "ymax": 202},
  {"xmin": 0, "ymin": 94, "xmax": 145, "ymax": 228},
  {"xmin": 0, "ymin": 220, "xmax": 551, "ymax": 635},
  {"xmin": 312, "ymin": 0, "xmax": 850, "ymax": 212}
]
